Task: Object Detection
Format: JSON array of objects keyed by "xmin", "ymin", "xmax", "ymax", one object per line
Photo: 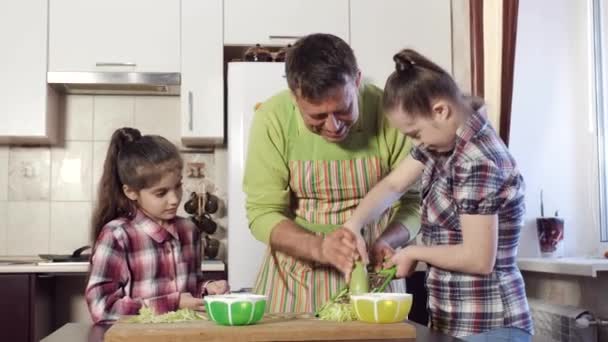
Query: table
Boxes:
[{"xmin": 41, "ymin": 322, "xmax": 464, "ymax": 342}]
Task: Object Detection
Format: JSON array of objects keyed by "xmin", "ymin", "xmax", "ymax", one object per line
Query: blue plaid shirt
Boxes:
[{"xmin": 411, "ymin": 109, "xmax": 533, "ymax": 337}]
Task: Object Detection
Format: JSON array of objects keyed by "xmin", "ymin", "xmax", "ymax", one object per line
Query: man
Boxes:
[{"xmin": 243, "ymin": 33, "xmax": 420, "ymax": 313}]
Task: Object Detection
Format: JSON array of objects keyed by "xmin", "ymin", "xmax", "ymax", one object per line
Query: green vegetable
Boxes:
[
  {"xmin": 315, "ymin": 265, "xmax": 397, "ymax": 322},
  {"xmin": 316, "ymin": 287, "xmax": 356, "ymax": 322},
  {"xmin": 349, "ymin": 261, "xmax": 369, "ymax": 295},
  {"xmin": 317, "ymin": 302, "xmax": 358, "ymax": 322},
  {"xmin": 128, "ymin": 307, "xmax": 204, "ymax": 323}
]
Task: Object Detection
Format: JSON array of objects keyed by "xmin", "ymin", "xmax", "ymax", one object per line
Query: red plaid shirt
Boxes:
[
  {"xmin": 85, "ymin": 210, "xmax": 205, "ymax": 324},
  {"xmin": 411, "ymin": 109, "xmax": 533, "ymax": 337}
]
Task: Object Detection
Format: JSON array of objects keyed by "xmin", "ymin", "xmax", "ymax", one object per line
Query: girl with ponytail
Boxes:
[
  {"xmin": 86, "ymin": 127, "xmax": 228, "ymax": 324},
  {"xmin": 344, "ymin": 50, "xmax": 532, "ymax": 340}
]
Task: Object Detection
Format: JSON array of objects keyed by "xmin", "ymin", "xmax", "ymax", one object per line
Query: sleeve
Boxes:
[
  {"xmin": 85, "ymin": 228, "xmax": 143, "ymax": 323},
  {"xmin": 453, "ymin": 159, "xmax": 506, "ymax": 215},
  {"xmin": 243, "ymin": 106, "xmax": 291, "ymax": 244},
  {"xmin": 382, "ymin": 112, "xmax": 421, "ymax": 242}
]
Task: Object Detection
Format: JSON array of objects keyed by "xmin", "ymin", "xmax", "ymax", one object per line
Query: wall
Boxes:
[
  {"xmin": 510, "ymin": 0, "xmax": 608, "ymax": 258},
  {"xmin": 0, "ymin": 95, "xmax": 227, "ymax": 258}
]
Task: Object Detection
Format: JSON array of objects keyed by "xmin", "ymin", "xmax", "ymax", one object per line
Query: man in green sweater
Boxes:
[{"xmin": 243, "ymin": 33, "xmax": 420, "ymax": 313}]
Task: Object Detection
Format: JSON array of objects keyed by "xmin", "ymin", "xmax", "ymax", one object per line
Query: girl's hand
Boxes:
[
  {"xmin": 205, "ymin": 280, "xmax": 230, "ymax": 295},
  {"xmin": 386, "ymin": 247, "xmax": 417, "ymax": 278},
  {"xmin": 179, "ymin": 293, "xmax": 205, "ymax": 311}
]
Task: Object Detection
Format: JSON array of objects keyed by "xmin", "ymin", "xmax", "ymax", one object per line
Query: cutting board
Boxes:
[{"xmin": 105, "ymin": 313, "xmax": 416, "ymax": 342}]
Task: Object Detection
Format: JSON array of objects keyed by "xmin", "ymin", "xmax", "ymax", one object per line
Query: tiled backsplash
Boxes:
[{"xmin": 0, "ymin": 95, "xmax": 227, "ymax": 258}]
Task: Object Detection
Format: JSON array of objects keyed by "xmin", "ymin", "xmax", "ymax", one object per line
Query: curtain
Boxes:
[{"xmin": 469, "ymin": 0, "xmax": 519, "ymax": 145}]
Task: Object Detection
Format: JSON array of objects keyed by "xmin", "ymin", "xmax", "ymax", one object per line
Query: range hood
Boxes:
[{"xmin": 47, "ymin": 72, "xmax": 181, "ymax": 95}]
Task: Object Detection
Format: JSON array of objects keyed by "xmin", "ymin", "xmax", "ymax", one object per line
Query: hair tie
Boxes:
[{"xmin": 394, "ymin": 54, "xmax": 415, "ymax": 73}]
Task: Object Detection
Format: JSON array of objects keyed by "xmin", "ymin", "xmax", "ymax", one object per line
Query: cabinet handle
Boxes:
[
  {"xmin": 268, "ymin": 35, "xmax": 302, "ymax": 40},
  {"xmin": 95, "ymin": 62, "xmax": 136, "ymax": 67},
  {"xmin": 188, "ymin": 91, "xmax": 194, "ymax": 131}
]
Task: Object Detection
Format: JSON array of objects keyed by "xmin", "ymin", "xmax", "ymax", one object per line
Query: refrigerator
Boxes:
[{"xmin": 227, "ymin": 62, "xmax": 287, "ymax": 292}]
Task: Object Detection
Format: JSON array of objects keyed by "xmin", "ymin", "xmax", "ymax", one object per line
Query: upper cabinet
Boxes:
[
  {"xmin": 181, "ymin": 0, "xmax": 224, "ymax": 146},
  {"xmin": 350, "ymin": 0, "xmax": 453, "ymax": 88},
  {"xmin": 48, "ymin": 0, "xmax": 180, "ymax": 72},
  {"xmin": 224, "ymin": 0, "xmax": 350, "ymax": 46},
  {"xmin": 0, "ymin": 1, "xmax": 58, "ymax": 143}
]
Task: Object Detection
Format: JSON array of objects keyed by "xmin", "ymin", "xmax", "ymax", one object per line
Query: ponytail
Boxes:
[
  {"xmin": 91, "ymin": 128, "xmax": 141, "ymax": 244},
  {"xmin": 383, "ymin": 49, "xmax": 462, "ymax": 117}
]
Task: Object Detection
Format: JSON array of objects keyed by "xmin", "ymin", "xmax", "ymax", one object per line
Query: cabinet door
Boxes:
[
  {"xmin": 49, "ymin": 0, "xmax": 180, "ymax": 72},
  {"xmin": 224, "ymin": 0, "xmax": 349, "ymax": 46},
  {"xmin": 0, "ymin": 0, "xmax": 56, "ymax": 142},
  {"xmin": 350, "ymin": 0, "xmax": 452, "ymax": 88},
  {"xmin": 181, "ymin": 0, "xmax": 224, "ymax": 145},
  {"xmin": 0, "ymin": 274, "xmax": 32, "ymax": 342}
]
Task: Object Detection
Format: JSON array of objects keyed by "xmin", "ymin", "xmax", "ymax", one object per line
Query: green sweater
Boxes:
[{"xmin": 243, "ymin": 84, "xmax": 420, "ymax": 243}]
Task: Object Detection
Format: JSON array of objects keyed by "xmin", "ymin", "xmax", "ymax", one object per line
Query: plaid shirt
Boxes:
[
  {"xmin": 411, "ymin": 109, "xmax": 533, "ymax": 337},
  {"xmin": 85, "ymin": 210, "xmax": 205, "ymax": 324}
]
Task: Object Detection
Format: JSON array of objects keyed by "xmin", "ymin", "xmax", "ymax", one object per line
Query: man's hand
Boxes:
[
  {"xmin": 317, "ymin": 227, "xmax": 358, "ymax": 280},
  {"xmin": 370, "ymin": 238, "xmax": 394, "ymax": 271}
]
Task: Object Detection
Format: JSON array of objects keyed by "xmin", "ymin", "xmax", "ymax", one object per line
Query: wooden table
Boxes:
[{"xmin": 41, "ymin": 322, "xmax": 464, "ymax": 342}]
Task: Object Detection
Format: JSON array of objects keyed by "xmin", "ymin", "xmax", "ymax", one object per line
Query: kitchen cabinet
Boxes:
[
  {"xmin": 0, "ymin": 274, "xmax": 53, "ymax": 342},
  {"xmin": 350, "ymin": 0, "xmax": 453, "ymax": 88},
  {"xmin": 0, "ymin": 1, "xmax": 58, "ymax": 143},
  {"xmin": 48, "ymin": 0, "xmax": 180, "ymax": 72},
  {"xmin": 181, "ymin": 0, "xmax": 224, "ymax": 146},
  {"xmin": 224, "ymin": 0, "xmax": 350, "ymax": 46}
]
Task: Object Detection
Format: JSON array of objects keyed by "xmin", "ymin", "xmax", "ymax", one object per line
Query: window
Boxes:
[{"xmin": 593, "ymin": 0, "xmax": 608, "ymax": 242}]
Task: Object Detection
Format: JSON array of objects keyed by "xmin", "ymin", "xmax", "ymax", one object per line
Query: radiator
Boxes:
[{"xmin": 529, "ymin": 299, "xmax": 598, "ymax": 342}]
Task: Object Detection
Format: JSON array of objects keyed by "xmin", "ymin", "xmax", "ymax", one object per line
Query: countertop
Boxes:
[
  {"xmin": 41, "ymin": 322, "xmax": 464, "ymax": 342},
  {"xmin": 0, "ymin": 258, "xmax": 225, "ymax": 274}
]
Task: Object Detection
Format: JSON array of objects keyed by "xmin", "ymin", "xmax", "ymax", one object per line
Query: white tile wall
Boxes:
[
  {"xmin": 65, "ymin": 95, "xmax": 94, "ymax": 141},
  {"xmin": 50, "ymin": 202, "xmax": 92, "ymax": 254},
  {"xmin": 51, "ymin": 142, "xmax": 93, "ymax": 201},
  {"xmin": 93, "ymin": 96, "xmax": 135, "ymax": 141},
  {"xmin": 134, "ymin": 96, "xmax": 181, "ymax": 146},
  {"xmin": 7, "ymin": 201, "xmax": 50, "ymax": 255},
  {"xmin": 8, "ymin": 147, "xmax": 51, "ymax": 201},
  {"xmin": 0, "ymin": 147, "xmax": 8, "ymax": 201},
  {"xmin": 92, "ymin": 141, "xmax": 110, "ymax": 202},
  {"xmin": 1, "ymin": 94, "xmax": 228, "ymax": 258},
  {"xmin": 0, "ymin": 201, "xmax": 6, "ymax": 255}
]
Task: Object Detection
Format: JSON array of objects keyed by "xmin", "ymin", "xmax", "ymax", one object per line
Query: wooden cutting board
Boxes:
[{"xmin": 105, "ymin": 313, "xmax": 416, "ymax": 342}]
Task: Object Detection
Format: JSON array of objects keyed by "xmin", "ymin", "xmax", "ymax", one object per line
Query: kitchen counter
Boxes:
[
  {"xmin": 0, "ymin": 259, "xmax": 225, "ymax": 274},
  {"xmin": 42, "ymin": 322, "xmax": 464, "ymax": 342}
]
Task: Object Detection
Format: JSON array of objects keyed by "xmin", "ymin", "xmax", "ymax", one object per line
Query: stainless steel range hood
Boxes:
[{"xmin": 47, "ymin": 72, "xmax": 181, "ymax": 95}]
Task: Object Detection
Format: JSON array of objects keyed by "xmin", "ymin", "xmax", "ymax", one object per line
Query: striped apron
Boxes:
[{"xmin": 253, "ymin": 157, "xmax": 406, "ymax": 313}]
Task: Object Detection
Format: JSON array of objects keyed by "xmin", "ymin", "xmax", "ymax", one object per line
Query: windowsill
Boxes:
[{"xmin": 517, "ymin": 257, "xmax": 608, "ymax": 277}]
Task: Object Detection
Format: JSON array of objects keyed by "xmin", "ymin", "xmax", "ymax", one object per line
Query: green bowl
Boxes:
[
  {"xmin": 204, "ymin": 294, "xmax": 267, "ymax": 326},
  {"xmin": 351, "ymin": 293, "xmax": 412, "ymax": 324}
]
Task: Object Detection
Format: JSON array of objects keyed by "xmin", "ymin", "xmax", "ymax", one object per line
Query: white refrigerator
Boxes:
[{"xmin": 227, "ymin": 62, "xmax": 288, "ymax": 292}]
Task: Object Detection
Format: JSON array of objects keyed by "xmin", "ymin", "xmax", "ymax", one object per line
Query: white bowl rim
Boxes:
[
  {"xmin": 204, "ymin": 293, "xmax": 267, "ymax": 304},
  {"xmin": 350, "ymin": 292, "xmax": 412, "ymax": 301}
]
